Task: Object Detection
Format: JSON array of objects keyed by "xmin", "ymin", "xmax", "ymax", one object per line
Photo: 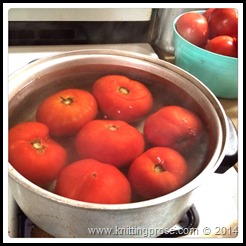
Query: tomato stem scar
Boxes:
[
  {"xmin": 154, "ymin": 164, "xmax": 165, "ymax": 173},
  {"xmin": 108, "ymin": 125, "xmax": 119, "ymax": 131},
  {"xmin": 119, "ymin": 86, "xmax": 130, "ymax": 95},
  {"xmin": 31, "ymin": 139, "xmax": 46, "ymax": 154},
  {"xmin": 60, "ymin": 96, "xmax": 74, "ymax": 105}
]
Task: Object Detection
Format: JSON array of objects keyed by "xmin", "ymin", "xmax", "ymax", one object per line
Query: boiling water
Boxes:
[{"xmin": 9, "ymin": 65, "xmax": 210, "ymax": 202}]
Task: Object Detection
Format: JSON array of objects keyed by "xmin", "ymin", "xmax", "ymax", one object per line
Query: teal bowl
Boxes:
[{"xmin": 173, "ymin": 11, "xmax": 238, "ymax": 99}]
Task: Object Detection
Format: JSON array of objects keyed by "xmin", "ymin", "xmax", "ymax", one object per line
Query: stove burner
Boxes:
[{"xmin": 158, "ymin": 204, "xmax": 199, "ymax": 238}]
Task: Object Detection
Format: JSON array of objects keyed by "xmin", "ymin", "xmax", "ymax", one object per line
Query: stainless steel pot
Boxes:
[{"xmin": 8, "ymin": 49, "xmax": 237, "ymax": 238}]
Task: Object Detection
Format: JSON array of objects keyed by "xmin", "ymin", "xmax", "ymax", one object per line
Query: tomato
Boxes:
[
  {"xmin": 203, "ymin": 8, "xmax": 215, "ymax": 21},
  {"xmin": 176, "ymin": 12, "xmax": 209, "ymax": 47},
  {"xmin": 75, "ymin": 119, "xmax": 145, "ymax": 168},
  {"xmin": 208, "ymin": 8, "xmax": 238, "ymax": 38},
  {"xmin": 92, "ymin": 75, "xmax": 153, "ymax": 123},
  {"xmin": 55, "ymin": 159, "xmax": 132, "ymax": 204},
  {"xmin": 128, "ymin": 147, "xmax": 189, "ymax": 199},
  {"xmin": 205, "ymin": 35, "xmax": 238, "ymax": 58},
  {"xmin": 8, "ymin": 122, "xmax": 67, "ymax": 186},
  {"xmin": 36, "ymin": 88, "xmax": 98, "ymax": 137},
  {"xmin": 234, "ymin": 36, "xmax": 238, "ymax": 49},
  {"xmin": 143, "ymin": 105, "xmax": 203, "ymax": 153}
]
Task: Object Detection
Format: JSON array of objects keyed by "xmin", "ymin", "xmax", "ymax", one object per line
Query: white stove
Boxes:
[{"xmin": 6, "ymin": 43, "xmax": 240, "ymax": 242}]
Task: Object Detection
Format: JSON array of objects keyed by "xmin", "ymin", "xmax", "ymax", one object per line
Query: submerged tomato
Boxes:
[
  {"xmin": 8, "ymin": 122, "xmax": 67, "ymax": 186},
  {"xmin": 75, "ymin": 119, "xmax": 145, "ymax": 168},
  {"xmin": 143, "ymin": 105, "xmax": 203, "ymax": 153},
  {"xmin": 36, "ymin": 88, "xmax": 98, "ymax": 137},
  {"xmin": 208, "ymin": 8, "xmax": 238, "ymax": 38},
  {"xmin": 176, "ymin": 12, "xmax": 209, "ymax": 47},
  {"xmin": 92, "ymin": 75, "xmax": 153, "ymax": 123},
  {"xmin": 128, "ymin": 147, "xmax": 189, "ymax": 199},
  {"xmin": 205, "ymin": 35, "xmax": 238, "ymax": 58},
  {"xmin": 55, "ymin": 159, "xmax": 132, "ymax": 204}
]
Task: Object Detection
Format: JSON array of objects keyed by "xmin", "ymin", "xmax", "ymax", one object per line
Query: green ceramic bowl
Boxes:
[{"xmin": 173, "ymin": 10, "xmax": 238, "ymax": 99}]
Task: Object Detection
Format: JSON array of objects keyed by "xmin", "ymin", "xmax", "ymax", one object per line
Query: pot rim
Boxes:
[{"xmin": 8, "ymin": 48, "xmax": 229, "ymax": 210}]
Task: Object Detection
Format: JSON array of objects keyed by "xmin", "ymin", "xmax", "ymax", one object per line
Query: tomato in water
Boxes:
[
  {"xmin": 8, "ymin": 122, "xmax": 67, "ymax": 186},
  {"xmin": 143, "ymin": 105, "xmax": 204, "ymax": 154},
  {"xmin": 205, "ymin": 35, "xmax": 238, "ymax": 58},
  {"xmin": 55, "ymin": 159, "xmax": 132, "ymax": 204},
  {"xmin": 36, "ymin": 88, "xmax": 98, "ymax": 137},
  {"xmin": 128, "ymin": 147, "xmax": 189, "ymax": 199},
  {"xmin": 176, "ymin": 12, "xmax": 209, "ymax": 47},
  {"xmin": 75, "ymin": 119, "xmax": 145, "ymax": 168},
  {"xmin": 92, "ymin": 75, "xmax": 153, "ymax": 123}
]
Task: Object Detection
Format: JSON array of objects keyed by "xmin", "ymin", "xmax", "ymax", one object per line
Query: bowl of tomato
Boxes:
[
  {"xmin": 173, "ymin": 9, "xmax": 238, "ymax": 99},
  {"xmin": 8, "ymin": 49, "xmax": 238, "ymax": 238}
]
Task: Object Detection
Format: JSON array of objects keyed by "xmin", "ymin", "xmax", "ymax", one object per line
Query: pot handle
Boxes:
[{"xmin": 215, "ymin": 117, "xmax": 238, "ymax": 174}]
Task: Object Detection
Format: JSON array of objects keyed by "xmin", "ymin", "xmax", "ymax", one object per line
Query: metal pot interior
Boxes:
[{"xmin": 8, "ymin": 49, "xmax": 227, "ymax": 206}]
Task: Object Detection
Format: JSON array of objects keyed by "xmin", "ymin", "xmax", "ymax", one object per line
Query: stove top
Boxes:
[{"xmin": 6, "ymin": 43, "xmax": 239, "ymax": 242}]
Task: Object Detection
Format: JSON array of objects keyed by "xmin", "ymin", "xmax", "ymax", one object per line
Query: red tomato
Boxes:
[
  {"xmin": 205, "ymin": 35, "xmax": 238, "ymax": 58},
  {"xmin": 234, "ymin": 36, "xmax": 238, "ymax": 48},
  {"xmin": 143, "ymin": 105, "xmax": 203, "ymax": 153},
  {"xmin": 176, "ymin": 12, "xmax": 209, "ymax": 47},
  {"xmin": 92, "ymin": 75, "xmax": 153, "ymax": 123},
  {"xmin": 8, "ymin": 122, "xmax": 67, "ymax": 186},
  {"xmin": 36, "ymin": 88, "xmax": 98, "ymax": 137},
  {"xmin": 208, "ymin": 8, "xmax": 238, "ymax": 38},
  {"xmin": 203, "ymin": 8, "xmax": 215, "ymax": 21},
  {"xmin": 75, "ymin": 119, "xmax": 145, "ymax": 168},
  {"xmin": 128, "ymin": 147, "xmax": 189, "ymax": 199},
  {"xmin": 55, "ymin": 159, "xmax": 132, "ymax": 204}
]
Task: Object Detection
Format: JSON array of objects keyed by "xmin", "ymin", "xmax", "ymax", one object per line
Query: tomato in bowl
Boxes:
[{"xmin": 173, "ymin": 10, "xmax": 238, "ymax": 99}]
